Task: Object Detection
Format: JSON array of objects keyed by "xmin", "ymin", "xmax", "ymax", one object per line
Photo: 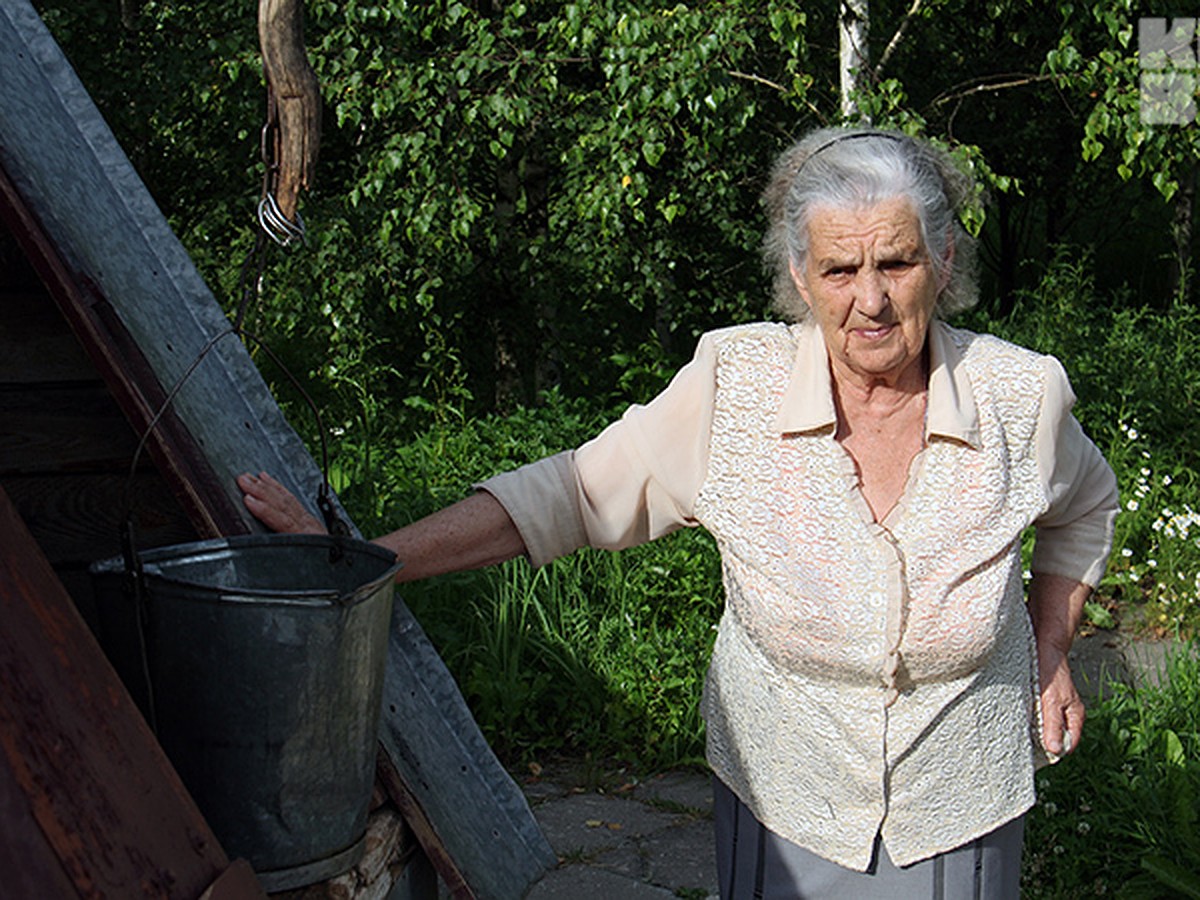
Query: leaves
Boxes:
[{"xmin": 34, "ymin": 0, "xmax": 1198, "ymax": 436}]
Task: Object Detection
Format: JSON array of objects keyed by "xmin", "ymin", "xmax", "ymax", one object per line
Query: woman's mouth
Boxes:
[{"xmin": 853, "ymin": 324, "xmax": 894, "ymax": 340}]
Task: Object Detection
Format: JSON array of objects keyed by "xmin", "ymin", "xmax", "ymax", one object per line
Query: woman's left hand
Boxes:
[
  {"xmin": 1027, "ymin": 572, "xmax": 1092, "ymax": 757},
  {"xmin": 1036, "ymin": 643, "xmax": 1085, "ymax": 757}
]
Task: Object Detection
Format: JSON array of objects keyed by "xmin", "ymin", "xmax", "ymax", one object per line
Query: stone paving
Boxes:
[
  {"xmin": 520, "ymin": 765, "xmax": 718, "ymax": 899},
  {"xmin": 513, "ymin": 633, "xmax": 1185, "ymax": 899}
]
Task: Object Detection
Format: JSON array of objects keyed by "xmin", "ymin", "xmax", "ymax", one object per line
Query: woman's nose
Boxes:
[{"xmin": 856, "ymin": 269, "xmax": 890, "ymax": 316}]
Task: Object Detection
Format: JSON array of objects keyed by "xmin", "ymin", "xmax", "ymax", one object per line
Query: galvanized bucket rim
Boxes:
[{"xmin": 90, "ymin": 533, "xmax": 402, "ymax": 609}]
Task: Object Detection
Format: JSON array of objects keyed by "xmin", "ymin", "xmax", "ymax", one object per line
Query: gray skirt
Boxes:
[{"xmin": 713, "ymin": 777, "xmax": 1024, "ymax": 900}]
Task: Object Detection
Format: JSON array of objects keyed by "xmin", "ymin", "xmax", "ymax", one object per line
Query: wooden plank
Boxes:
[
  {"xmin": 0, "ymin": 164, "xmax": 242, "ymax": 541},
  {"xmin": 0, "ymin": 383, "xmax": 137, "ymax": 475},
  {"xmin": 0, "ymin": 482, "xmax": 262, "ymax": 898},
  {"xmin": 376, "ymin": 753, "xmax": 473, "ymax": 900},
  {"xmin": 0, "ymin": 288, "xmax": 95, "ymax": 382},
  {"xmin": 377, "ymin": 605, "xmax": 558, "ymax": 900},
  {"xmin": 3, "ymin": 472, "xmax": 196, "ymax": 565},
  {"xmin": 0, "ymin": 739, "xmax": 79, "ymax": 899}
]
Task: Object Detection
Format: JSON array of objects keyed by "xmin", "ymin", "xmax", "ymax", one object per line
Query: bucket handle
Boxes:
[{"xmin": 121, "ymin": 325, "xmax": 347, "ymax": 538}]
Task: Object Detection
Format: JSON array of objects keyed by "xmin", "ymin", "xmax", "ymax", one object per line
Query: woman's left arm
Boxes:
[
  {"xmin": 1027, "ymin": 573, "xmax": 1091, "ymax": 756},
  {"xmin": 1029, "ymin": 356, "xmax": 1120, "ymax": 757}
]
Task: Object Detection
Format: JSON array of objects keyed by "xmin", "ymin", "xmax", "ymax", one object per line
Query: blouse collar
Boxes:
[{"xmin": 774, "ymin": 319, "xmax": 981, "ymax": 449}]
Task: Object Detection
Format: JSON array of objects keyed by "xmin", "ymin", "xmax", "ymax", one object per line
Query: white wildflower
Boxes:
[{"xmin": 1126, "ymin": 500, "xmax": 1139, "ymax": 511}]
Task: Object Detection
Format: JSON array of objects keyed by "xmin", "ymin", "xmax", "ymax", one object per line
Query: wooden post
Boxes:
[{"xmin": 258, "ymin": 0, "xmax": 321, "ymax": 224}]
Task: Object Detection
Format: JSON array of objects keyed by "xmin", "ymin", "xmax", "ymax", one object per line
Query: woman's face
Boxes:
[{"xmin": 792, "ymin": 197, "xmax": 946, "ymax": 391}]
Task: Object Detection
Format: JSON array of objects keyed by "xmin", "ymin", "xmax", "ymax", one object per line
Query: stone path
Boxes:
[
  {"xmin": 512, "ymin": 633, "xmax": 1186, "ymax": 899},
  {"xmin": 520, "ymin": 765, "xmax": 718, "ymax": 899}
]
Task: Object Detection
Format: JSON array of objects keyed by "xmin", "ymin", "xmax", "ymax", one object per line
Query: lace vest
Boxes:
[{"xmin": 695, "ymin": 322, "xmax": 1051, "ymax": 870}]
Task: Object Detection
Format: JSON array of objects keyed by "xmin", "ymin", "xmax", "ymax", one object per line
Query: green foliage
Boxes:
[
  {"xmin": 1024, "ymin": 644, "xmax": 1200, "ymax": 898},
  {"xmin": 340, "ymin": 391, "xmax": 720, "ymax": 767},
  {"xmin": 35, "ymin": 0, "xmax": 1199, "ymax": 439},
  {"xmin": 964, "ymin": 249, "xmax": 1200, "ymax": 634},
  {"xmin": 1046, "ymin": 0, "xmax": 1200, "ymax": 202}
]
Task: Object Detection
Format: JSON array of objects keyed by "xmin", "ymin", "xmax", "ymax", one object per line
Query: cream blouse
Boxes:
[{"xmin": 479, "ymin": 320, "xmax": 1118, "ymax": 870}]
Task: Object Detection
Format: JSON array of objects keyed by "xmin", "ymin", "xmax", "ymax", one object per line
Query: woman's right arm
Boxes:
[
  {"xmin": 238, "ymin": 331, "xmax": 719, "ymax": 580},
  {"xmin": 237, "ymin": 472, "xmax": 526, "ymax": 582},
  {"xmin": 371, "ymin": 491, "xmax": 526, "ymax": 582}
]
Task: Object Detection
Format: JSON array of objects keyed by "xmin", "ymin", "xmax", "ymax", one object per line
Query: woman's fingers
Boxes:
[
  {"xmin": 1039, "ymin": 652, "xmax": 1085, "ymax": 757},
  {"xmin": 237, "ymin": 471, "xmax": 326, "ymax": 534}
]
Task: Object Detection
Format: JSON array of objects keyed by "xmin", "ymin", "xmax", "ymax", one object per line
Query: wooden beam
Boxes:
[
  {"xmin": 377, "ymin": 606, "xmax": 558, "ymax": 900},
  {"xmin": 0, "ymin": 384, "xmax": 136, "ymax": 475},
  {"xmin": 0, "ymin": 483, "xmax": 264, "ymax": 898},
  {"xmin": 376, "ymin": 752, "xmax": 474, "ymax": 900},
  {"xmin": 258, "ymin": 0, "xmax": 321, "ymax": 224},
  {"xmin": 0, "ymin": 163, "xmax": 245, "ymax": 539}
]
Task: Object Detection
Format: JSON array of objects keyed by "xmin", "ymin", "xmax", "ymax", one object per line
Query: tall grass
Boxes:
[
  {"xmin": 1023, "ymin": 644, "xmax": 1200, "ymax": 898},
  {"xmin": 412, "ymin": 536, "xmax": 721, "ymax": 768}
]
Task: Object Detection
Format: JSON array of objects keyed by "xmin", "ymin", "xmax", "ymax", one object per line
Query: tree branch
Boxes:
[
  {"xmin": 727, "ymin": 71, "xmax": 824, "ymax": 119},
  {"xmin": 727, "ymin": 70, "xmax": 786, "ymax": 92},
  {"xmin": 874, "ymin": 0, "xmax": 922, "ymax": 77},
  {"xmin": 928, "ymin": 72, "xmax": 1055, "ymax": 110}
]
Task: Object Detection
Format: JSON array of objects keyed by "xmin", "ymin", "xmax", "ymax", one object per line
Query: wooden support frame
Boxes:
[{"xmin": 0, "ymin": 483, "xmax": 265, "ymax": 899}]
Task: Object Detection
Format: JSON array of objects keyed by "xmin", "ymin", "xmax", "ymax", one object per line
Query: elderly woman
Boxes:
[{"xmin": 240, "ymin": 127, "xmax": 1118, "ymax": 898}]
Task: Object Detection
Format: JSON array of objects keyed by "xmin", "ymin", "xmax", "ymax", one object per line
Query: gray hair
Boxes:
[{"xmin": 762, "ymin": 127, "xmax": 980, "ymax": 321}]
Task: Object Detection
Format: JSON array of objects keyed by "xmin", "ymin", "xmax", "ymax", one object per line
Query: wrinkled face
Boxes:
[{"xmin": 793, "ymin": 197, "xmax": 947, "ymax": 390}]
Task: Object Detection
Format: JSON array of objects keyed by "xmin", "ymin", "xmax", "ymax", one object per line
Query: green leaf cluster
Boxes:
[{"xmin": 34, "ymin": 0, "xmax": 1199, "ymax": 430}]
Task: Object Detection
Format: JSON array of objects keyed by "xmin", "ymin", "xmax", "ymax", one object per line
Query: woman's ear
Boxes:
[
  {"xmin": 789, "ymin": 258, "xmax": 814, "ymax": 310},
  {"xmin": 939, "ymin": 231, "xmax": 956, "ymax": 292}
]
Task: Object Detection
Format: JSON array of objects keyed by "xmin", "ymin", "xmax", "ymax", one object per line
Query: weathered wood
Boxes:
[
  {"xmin": 0, "ymin": 383, "xmax": 136, "ymax": 475},
  {"xmin": 376, "ymin": 751, "xmax": 474, "ymax": 900},
  {"xmin": 1, "ymin": 10, "xmax": 546, "ymax": 899},
  {"xmin": 0, "ymin": 740, "xmax": 79, "ymax": 899},
  {"xmin": 378, "ymin": 605, "xmax": 558, "ymax": 900},
  {"xmin": 0, "ymin": 289, "xmax": 94, "ymax": 382},
  {"xmin": 0, "ymin": 164, "xmax": 242, "ymax": 541},
  {"xmin": 0, "ymin": 483, "xmax": 263, "ymax": 898},
  {"xmin": 258, "ymin": 0, "xmax": 321, "ymax": 223},
  {"xmin": 0, "ymin": 2, "xmax": 340, "ymax": 538},
  {"xmin": 3, "ymin": 472, "xmax": 196, "ymax": 564}
]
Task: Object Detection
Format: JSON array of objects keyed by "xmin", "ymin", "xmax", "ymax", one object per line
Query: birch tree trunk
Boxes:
[
  {"xmin": 839, "ymin": 0, "xmax": 870, "ymax": 120},
  {"xmin": 1172, "ymin": 164, "xmax": 1195, "ymax": 302}
]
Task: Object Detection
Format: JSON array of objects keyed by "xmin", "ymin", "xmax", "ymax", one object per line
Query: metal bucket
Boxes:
[{"xmin": 90, "ymin": 534, "xmax": 401, "ymax": 891}]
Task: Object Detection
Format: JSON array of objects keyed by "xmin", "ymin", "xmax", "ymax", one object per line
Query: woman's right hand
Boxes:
[{"xmin": 237, "ymin": 471, "xmax": 327, "ymax": 535}]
